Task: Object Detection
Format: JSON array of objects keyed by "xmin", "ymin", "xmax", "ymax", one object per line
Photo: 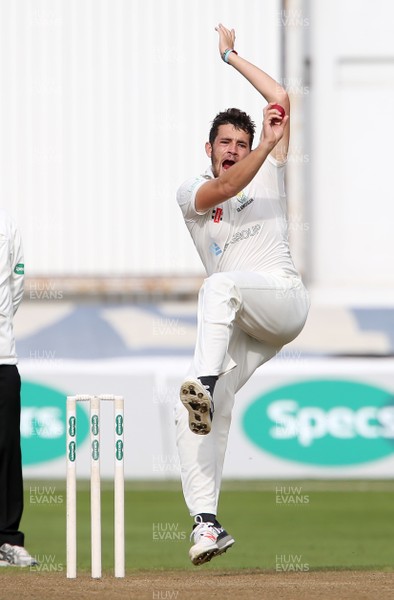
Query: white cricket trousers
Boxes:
[{"xmin": 175, "ymin": 270, "xmax": 310, "ymax": 517}]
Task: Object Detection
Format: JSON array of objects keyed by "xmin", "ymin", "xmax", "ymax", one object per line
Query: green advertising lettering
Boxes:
[
  {"xmin": 242, "ymin": 379, "xmax": 394, "ymax": 466},
  {"xmin": 21, "ymin": 381, "xmax": 89, "ymax": 466}
]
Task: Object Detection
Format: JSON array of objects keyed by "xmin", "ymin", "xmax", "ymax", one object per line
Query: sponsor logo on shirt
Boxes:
[
  {"xmin": 209, "ymin": 242, "xmax": 222, "ymax": 256},
  {"xmin": 212, "ymin": 207, "xmax": 223, "ymax": 223},
  {"xmin": 223, "ymin": 224, "xmax": 261, "ymax": 252}
]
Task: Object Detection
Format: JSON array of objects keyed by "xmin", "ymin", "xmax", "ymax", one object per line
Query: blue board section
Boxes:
[
  {"xmin": 352, "ymin": 309, "xmax": 394, "ymax": 354},
  {"xmin": 16, "ymin": 303, "xmax": 197, "ymax": 359},
  {"xmin": 15, "ymin": 303, "xmax": 394, "ymax": 360}
]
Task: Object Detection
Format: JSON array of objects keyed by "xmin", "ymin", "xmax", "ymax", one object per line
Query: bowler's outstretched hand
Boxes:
[{"xmin": 215, "ymin": 23, "xmax": 236, "ymax": 56}]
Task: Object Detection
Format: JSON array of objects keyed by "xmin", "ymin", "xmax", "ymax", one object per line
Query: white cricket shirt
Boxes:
[
  {"xmin": 177, "ymin": 155, "xmax": 300, "ymax": 278},
  {"xmin": 0, "ymin": 208, "xmax": 24, "ymax": 363}
]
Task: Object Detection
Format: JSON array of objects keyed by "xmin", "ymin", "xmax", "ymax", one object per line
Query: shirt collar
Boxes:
[{"xmin": 204, "ymin": 165, "xmax": 214, "ymax": 179}]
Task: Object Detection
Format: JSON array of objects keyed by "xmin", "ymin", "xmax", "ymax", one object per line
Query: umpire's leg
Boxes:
[{"xmin": 0, "ymin": 365, "xmax": 24, "ymax": 547}]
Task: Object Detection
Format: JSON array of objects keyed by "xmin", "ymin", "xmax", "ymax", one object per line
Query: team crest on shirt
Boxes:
[
  {"xmin": 236, "ymin": 190, "xmax": 248, "ymax": 204},
  {"xmin": 236, "ymin": 190, "xmax": 254, "ymax": 212}
]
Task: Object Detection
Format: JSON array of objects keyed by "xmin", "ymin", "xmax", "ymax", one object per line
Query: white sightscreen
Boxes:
[
  {"xmin": 309, "ymin": 0, "xmax": 394, "ymax": 291},
  {"xmin": 0, "ymin": 0, "xmax": 281, "ymax": 276}
]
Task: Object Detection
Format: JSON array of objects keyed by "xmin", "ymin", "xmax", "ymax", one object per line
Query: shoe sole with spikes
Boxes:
[
  {"xmin": 190, "ymin": 533, "xmax": 235, "ymax": 565},
  {"xmin": 180, "ymin": 379, "xmax": 214, "ymax": 435}
]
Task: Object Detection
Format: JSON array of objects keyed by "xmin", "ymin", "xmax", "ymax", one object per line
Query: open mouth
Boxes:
[{"xmin": 222, "ymin": 159, "xmax": 236, "ymax": 170}]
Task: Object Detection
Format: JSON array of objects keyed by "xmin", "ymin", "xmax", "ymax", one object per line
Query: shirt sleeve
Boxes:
[
  {"xmin": 177, "ymin": 175, "xmax": 211, "ymax": 221},
  {"xmin": 252, "ymin": 154, "xmax": 287, "ymax": 199},
  {"xmin": 10, "ymin": 222, "xmax": 24, "ymax": 314}
]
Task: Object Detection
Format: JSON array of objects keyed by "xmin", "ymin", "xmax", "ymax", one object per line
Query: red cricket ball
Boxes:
[{"xmin": 271, "ymin": 103, "xmax": 286, "ymax": 124}]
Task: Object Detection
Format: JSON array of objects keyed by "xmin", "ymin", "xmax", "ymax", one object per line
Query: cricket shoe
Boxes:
[
  {"xmin": 189, "ymin": 517, "xmax": 235, "ymax": 565},
  {"xmin": 0, "ymin": 544, "xmax": 38, "ymax": 567},
  {"xmin": 180, "ymin": 379, "xmax": 214, "ymax": 435}
]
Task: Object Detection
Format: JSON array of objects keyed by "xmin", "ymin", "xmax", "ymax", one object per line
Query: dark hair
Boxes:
[{"xmin": 209, "ymin": 108, "xmax": 255, "ymax": 148}]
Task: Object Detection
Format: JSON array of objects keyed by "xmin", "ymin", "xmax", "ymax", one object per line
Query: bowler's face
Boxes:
[{"xmin": 206, "ymin": 124, "xmax": 251, "ymax": 178}]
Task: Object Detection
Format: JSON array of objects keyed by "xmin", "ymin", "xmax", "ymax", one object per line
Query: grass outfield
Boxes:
[{"xmin": 21, "ymin": 480, "xmax": 394, "ymax": 574}]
